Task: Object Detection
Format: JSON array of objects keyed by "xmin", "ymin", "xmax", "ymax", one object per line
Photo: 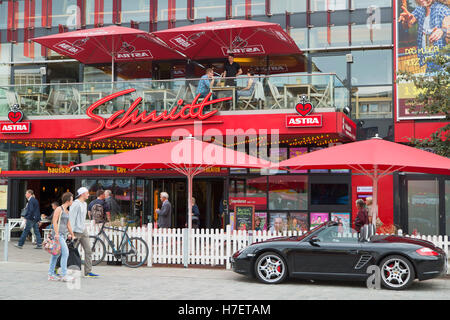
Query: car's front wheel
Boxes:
[
  {"xmin": 254, "ymin": 252, "xmax": 288, "ymax": 284},
  {"xmin": 379, "ymin": 255, "xmax": 415, "ymax": 290}
]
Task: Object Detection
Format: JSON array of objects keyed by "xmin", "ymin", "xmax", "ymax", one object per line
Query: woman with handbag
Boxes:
[{"xmin": 47, "ymin": 192, "xmax": 76, "ymax": 282}]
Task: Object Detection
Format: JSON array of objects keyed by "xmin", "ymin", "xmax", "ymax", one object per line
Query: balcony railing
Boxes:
[{"xmin": 0, "ymin": 73, "xmax": 348, "ymax": 117}]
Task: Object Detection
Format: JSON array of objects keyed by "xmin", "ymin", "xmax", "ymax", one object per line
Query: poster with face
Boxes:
[
  {"xmin": 331, "ymin": 212, "xmax": 351, "ymax": 230},
  {"xmin": 254, "ymin": 212, "xmax": 268, "ymax": 231},
  {"xmin": 288, "ymin": 212, "xmax": 309, "ymax": 233},
  {"xmin": 396, "ymin": 0, "xmax": 450, "ymax": 120},
  {"xmin": 310, "ymin": 213, "xmax": 329, "ymax": 229},
  {"xmin": 269, "ymin": 212, "xmax": 288, "ymax": 234}
]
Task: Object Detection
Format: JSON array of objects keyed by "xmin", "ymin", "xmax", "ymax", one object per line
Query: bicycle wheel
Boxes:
[
  {"xmin": 121, "ymin": 237, "xmax": 149, "ymax": 268},
  {"xmin": 76, "ymin": 236, "xmax": 106, "ymax": 266}
]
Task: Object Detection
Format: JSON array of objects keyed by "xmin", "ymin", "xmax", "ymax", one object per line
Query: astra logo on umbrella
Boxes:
[
  {"xmin": 221, "ymin": 36, "xmax": 265, "ymax": 56},
  {"xmin": 169, "ymin": 33, "xmax": 204, "ymax": 50},
  {"xmin": 54, "ymin": 39, "xmax": 87, "ymax": 55},
  {"xmin": 115, "ymin": 42, "xmax": 153, "ymax": 60}
]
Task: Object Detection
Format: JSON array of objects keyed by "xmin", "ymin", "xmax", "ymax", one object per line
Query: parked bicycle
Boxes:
[{"xmin": 76, "ymin": 219, "xmax": 149, "ymax": 268}]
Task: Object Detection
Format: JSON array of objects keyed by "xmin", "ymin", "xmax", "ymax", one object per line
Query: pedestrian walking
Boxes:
[
  {"xmin": 48, "ymin": 192, "xmax": 76, "ymax": 282},
  {"xmin": 156, "ymin": 192, "xmax": 172, "ymax": 228},
  {"xmin": 69, "ymin": 187, "xmax": 99, "ymax": 278},
  {"xmin": 105, "ymin": 190, "xmax": 120, "ymax": 221},
  {"xmin": 88, "ymin": 189, "xmax": 111, "ymax": 223},
  {"xmin": 16, "ymin": 190, "xmax": 42, "ymax": 249},
  {"xmin": 191, "ymin": 197, "xmax": 200, "ymax": 229},
  {"xmin": 354, "ymin": 199, "xmax": 374, "ymax": 241}
]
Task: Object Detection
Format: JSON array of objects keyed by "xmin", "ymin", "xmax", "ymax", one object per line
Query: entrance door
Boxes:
[
  {"xmin": 400, "ymin": 175, "xmax": 447, "ymax": 235},
  {"xmin": 152, "ymin": 179, "xmax": 225, "ymax": 228}
]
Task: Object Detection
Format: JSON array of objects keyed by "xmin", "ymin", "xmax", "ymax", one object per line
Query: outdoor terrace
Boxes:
[{"xmin": 0, "ymin": 73, "xmax": 348, "ymax": 117}]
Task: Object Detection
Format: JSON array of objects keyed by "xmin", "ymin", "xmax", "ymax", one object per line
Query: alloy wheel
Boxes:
[{"xmin": 256, "ymin": 254, "xmax": 286, "ymax": 284}]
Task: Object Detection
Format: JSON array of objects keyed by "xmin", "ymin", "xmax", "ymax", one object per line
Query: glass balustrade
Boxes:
[{"xmin": 0, "ymin": 73, "xmax": 348, "ymax": 117}]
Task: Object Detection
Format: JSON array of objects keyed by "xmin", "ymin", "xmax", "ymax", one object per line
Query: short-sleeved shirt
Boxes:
[
  {"xmin": 196, "ymin": 74, "xmax": 211, "ymax": 95},
  {"xmin": 224, "ymin": 61, "xmax": 241, "ymax": 78}
]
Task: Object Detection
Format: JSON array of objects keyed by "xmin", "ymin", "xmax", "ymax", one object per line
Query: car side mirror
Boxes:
[{"xmin": 309, "ymin": 236, "xmax": 320, "ymax": 247}]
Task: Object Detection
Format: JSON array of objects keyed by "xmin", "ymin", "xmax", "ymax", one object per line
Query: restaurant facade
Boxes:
[{"xmin": 0, "ymin": 0, "xmax": 448, "ymax": 235}]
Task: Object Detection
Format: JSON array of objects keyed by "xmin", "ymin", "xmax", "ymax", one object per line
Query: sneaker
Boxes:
[
  {"xmin": 84, "ymin": 272, "xmax": 99, "ymax": 278},
  {"xmin": 48, "ymin": 275, "xmax": 60, "ymax": 281},
  {"xmin": 34, "ymin": 245, "xmax": 42, "ymax": 249},
  {"xmin": 14, "ymin": 244, "xmax": 23, "ymax": 249},
  {"xmin": 60, "ymin": 275, "xmax": 74, "ymax": 282}
]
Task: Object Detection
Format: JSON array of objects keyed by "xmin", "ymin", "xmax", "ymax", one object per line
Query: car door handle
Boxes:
[{"xmin": 347, "ymin": 250, "xmax": 359, "ymax": 255}]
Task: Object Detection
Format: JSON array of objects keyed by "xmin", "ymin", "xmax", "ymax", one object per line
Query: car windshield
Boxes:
[
  {"xmin": 294, "ymin": 222, "xmax": 327, "ymax": 241},
  {"xmin": 314, "ymin": 224, "xmax": 360, "ymax": 243}
]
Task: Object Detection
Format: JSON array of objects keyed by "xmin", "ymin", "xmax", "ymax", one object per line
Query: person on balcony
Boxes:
[
  {"xmin": 237, "ymin": 69, "xmax": 256, "ymax": 98},
  {"xmin": 221, "ymin": 53, "xmax": 243, "ymax": 87},
  {"xmin": 196, "ymin": 68, "xmax": 216, "ymax": 100}
]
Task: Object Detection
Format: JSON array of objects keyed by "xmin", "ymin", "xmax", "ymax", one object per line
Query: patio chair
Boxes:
[
  {"xmin": 40, "ymin": 89, "xmax": 64, "ymax": 115},
  {"xmin": 237, "ymin": 81, "xmax": 264, "ymax": 110},
  {"xmin": 267, "ymin": 81, "xmax": 284, "ymax": 109},
  {"xmin": 5, "ymin": 90, "xmax": 19, "ymax": 107},
  {"xmin": 310, "ymin": 81, "xmax": 331, "ymax": 109},
  {"xmin": 166, "ymin": 85, "xmax": 185, "ymax": 109}
]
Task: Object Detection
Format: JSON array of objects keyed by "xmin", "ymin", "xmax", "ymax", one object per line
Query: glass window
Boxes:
[
  {"xmin": 290, "ymin": 28, "xmax": 308, "ymax": 50},
  {"xmin": 311, "ymin": 183, "xmax": 349, "ymax": 205},
  {"xmin": 229, "ymin": 177, "xmax": 267, "ymax": 211},
  {"xmin": 309, "ymin": 27, "xmax": 328, "ymax": 48},
  {"xmin": 83, "ymin": 65, "xmax": 111, "ymax": 82},
  {"xmin": 330, "ymin": 25, "xmax": 350, "ymax": 47},
  {"xmin": 312, "ymin": 0, "xmax": 348, "ymax": 11},
  {"xmin": 112, "ymin": 179, "xmax": 132, "ymax": 219},
  {"xmin": 44, "ymin": 151, "xmax": 79, "ymax": 169},
  {"xmin": 51, "ymin": 0, "xmax": 79, "ymax": 27},
  {"xmin": 316, "ymin": 225, "xmax": 358, "ymax": 243},
  {"xmin": 271, "ymin": 0, "xmax": 306, "ymax": 14},
  {"xmin": 0, "ymin": 43, "xmax": 11, "ymax": 85},
  {"xmin": 79, "ymin": 150, "xmax": 115, "ymax": 170},
  {"xmin": 269, "ymin": 176, "xmax": 308, "ymax": 210},
  {"xmin": 176, "ymin": 0, "xmax": 187, "ymax": 20},
  {"xmin": 158, "ymin": 0, "xmax": 169, "ymax": 21},
  {"xmin": 352, "ymin": 23, "xmax": 392, "ymax": 46},
  {"xmin": 310, "ymin": 25, "xmax": 350, "ymax": 48},
  {"xmin": 446, "ymin": 181, "xmax": 450, "ymax": 235},
  {"xmin": 351, "ymin": 50, "xmax": 392, "ymax": 86},
  {"xmin": 351, "ymin": 86, "xmax": 393, "ymax": 119},
  {"xmin": 85, "ymin": 0, "xmax": 113, "ymax": 25},
  {"xmin": 194, "ymin": 0, "xmax": 226, "ymax": 19},
  {"xmin": 0, "ymin": 1, "xmax": 8, "ymax": 30},
  {"xmin": 10, "ymin": 150, "xmax": 43, "ymax": 170},
  {"xmin": 121, "ymin": 0, "xmax": 150, "ymax": 23},
  {"xmin": 0, "ymin": 151, "xmax": 8, "ymax": 170},
  {"xmin": 351, "ymin": 0, "xmax": 392, "ymax": 10},
  {"xmin": 408, "ymin": 180, "xmax": 439, "ymax": 235},
  {"xmin": 252, "ymin": 0, "xmax": 265, "ymax": 16}
]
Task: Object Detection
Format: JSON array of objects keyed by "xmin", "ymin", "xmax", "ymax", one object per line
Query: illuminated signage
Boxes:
[
  {"xmin": 77, "ymin": 89, "xmax": 230, "ymax": 141},
  {"xmin": 286, "ymin": 96, "xmax": 323, "ymax": 128},
  {"xmin": 1, "ymin": 105, "xmax": 31, "ymax": 134}
]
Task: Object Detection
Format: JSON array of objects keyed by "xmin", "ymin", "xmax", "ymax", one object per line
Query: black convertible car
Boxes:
[{"xmin": 231, "ymin": 221, "xmax": 447, "ymax": 290}]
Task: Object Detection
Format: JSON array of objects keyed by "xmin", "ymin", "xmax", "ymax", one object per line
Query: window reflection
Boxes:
[
  {"xmin": 351, "ymin": 23, "xmax": 392, "ymax": 46},
  {"xmin": 408, "ymin": 180, "xmax": 439, "ymax": 235},
  {"xmin": 271, "ymin": 0, "xmax": 306, "ymax": 14},
  {"xmin": 351, "ymin": 50, "xmax": 392, "ymax": 86},
  {"xmin": 51, "ymin": 0, "xmax": 79, "ymax": 27},
  {"xmin": 269, "ymin": 176, "xmax": 308, "ymax": 211},
  {"xmin": 10, "ymin": 150, "xmax": 43, "ymax": 170},
  {"xmin": 312, "ymin": 0, "xmax": 348, "ymax": 11},
  {"xmin": 122, "ymin": 0, "xmax": 151, "ymax": 23},
  {"xmin": 351, "ymin": 86, "xmax": 392, "ymax": 119},
  {"xmin": 79, "ymin": 150, "xmax": 115, "ymax": 170},
  {"xmin": 290, "ymin": 28, "xmax": 308, "ymax": 50},
  {"xmin": 45, "ymin": 150, "xmax": 79, "ymax": 169},
  {"xmin": 351, "ymin": 0, "xmax": 392, "ymax": 9},
  {"xmin": 194, "ymin": 0, "xmax": 226, "ymax": 19}
]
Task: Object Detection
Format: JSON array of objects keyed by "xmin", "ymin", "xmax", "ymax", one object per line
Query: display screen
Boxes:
[{"xmin": 311, "ymin": 183, "xmax": 349, "ymax": 205}]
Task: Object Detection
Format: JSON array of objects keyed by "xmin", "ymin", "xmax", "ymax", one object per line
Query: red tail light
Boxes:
[{"xmin": 416, "ymin": 247, "xmax": 439, "ymax": 256}]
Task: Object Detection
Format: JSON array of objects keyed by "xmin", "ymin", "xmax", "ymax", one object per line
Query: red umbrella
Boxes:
[
  {"xmin": 153, "ymin": 20, "xmax": 302, "ymax": 60},
  {"xmin": 72, "ymin": 136, "xmax": 274, "ymax": 232},
  {"xmin": 277, "ymin": 136, "xmax": 450, "ymax": 229},
  {"xmin": 32, "ymin": 26, "xmax": 184, "ymax": 80}
]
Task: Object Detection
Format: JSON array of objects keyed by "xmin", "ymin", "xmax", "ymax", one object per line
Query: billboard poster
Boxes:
[
  {"xmin": 310, "ymin": 213, "xmax": 329, "ymax": 229},
  {"xmin": 254, "ymin": 212, "xmax": 268, "ymax": 231},
  {"xmin": 396, "ymin": 0, "xmax": 450, "ymax": 120}
]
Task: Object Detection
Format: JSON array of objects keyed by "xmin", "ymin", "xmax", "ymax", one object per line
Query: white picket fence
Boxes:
[{"xmin": 83, "ymin": 224, "xmax": 449, "ymax": 273}]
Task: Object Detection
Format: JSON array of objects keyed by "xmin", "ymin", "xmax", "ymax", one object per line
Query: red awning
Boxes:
[
  {"xmin": 32, "ymin": 25, "xmax": 184, "ymax": 64},
  {"xmin": 153, "ymin": 20, "xmax": 302, "ymax": 60}
]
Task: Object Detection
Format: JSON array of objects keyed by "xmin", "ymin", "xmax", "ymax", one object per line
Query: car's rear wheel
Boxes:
[
  {"xmin": 254, "ymin": 252, "xmax": 287, "ymax": 284},
  {"xmin": 379, "ymin": 255, "xmax": 415, "ymax": 290}
]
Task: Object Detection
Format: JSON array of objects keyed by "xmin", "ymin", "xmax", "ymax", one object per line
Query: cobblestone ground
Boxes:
[{"xmin": 1, "ymin": 240, "xmax": 449, "ymax": 300}]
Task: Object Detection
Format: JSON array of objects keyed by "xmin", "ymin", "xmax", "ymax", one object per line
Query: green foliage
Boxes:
[{"xmin": 397, "ymin": 46, "xmax": 450, "ymax": 157}]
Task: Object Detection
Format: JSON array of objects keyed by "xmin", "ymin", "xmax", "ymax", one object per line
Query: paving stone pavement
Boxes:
[{"xmin": 1, "ymin": 239, "xmax": 449, "ymax": 300}]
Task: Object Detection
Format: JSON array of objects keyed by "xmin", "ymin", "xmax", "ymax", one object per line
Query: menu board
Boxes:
[{"xmin": 235, "ymin": 205, "xmax": 255, "ymax": 231}]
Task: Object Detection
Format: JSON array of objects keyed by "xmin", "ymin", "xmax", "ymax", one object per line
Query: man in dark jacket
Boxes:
[
  {"xmin": 354, "ymin": 199, "xmax": 369, "ymax": 233},
  {"xmin": 156, "ymin": 192, "xmax": 172, "ymax": 228},
  {"xmin": 16, "ymin": 190, "xmax": 42, "ymax": 249}
]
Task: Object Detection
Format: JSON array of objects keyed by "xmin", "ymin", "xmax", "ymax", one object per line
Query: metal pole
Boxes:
[
  {"xmin": 372, "ymin": 165, "xmax": 379, "ymax": 229},
  {"xmin": 3, "ymin": 222, "xmax": 9, "ymax": 262}
]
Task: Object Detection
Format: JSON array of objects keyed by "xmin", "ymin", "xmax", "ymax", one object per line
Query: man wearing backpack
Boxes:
[{"xmin": 88, "ymin": 190, "xmax": 111, "ymax": 224}]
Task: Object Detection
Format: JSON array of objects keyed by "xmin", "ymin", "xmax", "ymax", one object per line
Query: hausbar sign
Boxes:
[{"xmin": 78, "ymin": 89, "xmax": 230, "ymax": 141}]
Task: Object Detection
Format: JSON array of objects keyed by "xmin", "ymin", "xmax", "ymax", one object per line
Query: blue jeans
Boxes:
[
  {"xmin": 18, "ymin": 219, "xmax": 42, "ymax": 246},
  {"xmin": 48, "ymin": 234, "xmax": 69, "ymax": 277}
]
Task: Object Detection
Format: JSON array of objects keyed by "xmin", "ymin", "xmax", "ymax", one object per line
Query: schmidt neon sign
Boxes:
[{"xmin": 77, "ymin": 88, "xmax": 230, "ymax": 141}]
